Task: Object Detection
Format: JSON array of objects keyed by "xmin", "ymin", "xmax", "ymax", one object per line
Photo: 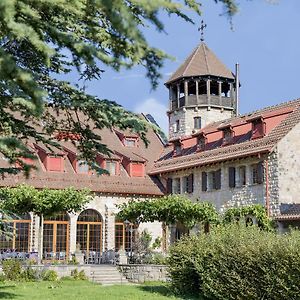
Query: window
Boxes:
[
  {"xmin": 208, "ymin": 170, "xmax": 221, "ymax": 190},
  {"xmin": 131, "ymin": 162, "xmax": 144, "ymax": 177},
  {"xmin": 77, "ymin": 160, "xmax": 89, "ymax": 173},
  {"xmin": 237, "ymin": 166, "xmax": 246, "ymax": 187},
  {"xmin": 194, "ymin": 117, "xmax": 202, "ymax": 129},
  {"xmin": 201, "ymin": 172, "xmax": 207, "ymax": 192},
  {"xmin": 115, "ymin": 222, "xmax": 134, "ymax": 252},
  {"xmin": 251, "ymin": 163, "xmax": 263, "ymax": 184},
  {"xmin": 106, "ymin": 160, "xmax": 117, "ymax": 175},
  {"xmin": 228, "ymin": 167, "xmax": 236, "ymax": 188},
  {"xmin": 198, "ymin": 136, "xmax": 205, "ymax": 151},
  {"xmin": 166, "ymin": 178, "xmax": 173, "ymax": 194},
  {"xmin": 174, "ymin": 143, "xmax": 182, "ymax": 156},
  {"xmin": 223, "ymin": 128, "xmax": 232, "ymax": 144},
  {"xmin": 173, "ymin": 178, "xmax": 181, "ymax": 194},
  {"xmin": 174, "ymin": 120, "xmax": 180, "ymax": 133},
  {"xmin": 124, "ymin": 138, "xmax": 136, "ymax": 147},
  {"xmin": 252, "ymin": 119, "xmax": 265, "ymax": 139}
]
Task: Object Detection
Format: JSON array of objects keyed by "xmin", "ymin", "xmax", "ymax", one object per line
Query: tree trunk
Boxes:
[{"xmin": 162, "ymin": 222, "xmax": 168, "ymax": 252}]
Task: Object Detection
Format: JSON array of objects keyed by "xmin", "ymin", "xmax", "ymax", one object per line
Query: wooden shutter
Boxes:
[
  {"xmin": 257, "ymin": 162, "xmax": 264, "ymax": 184},
  {"xmin": 166, "ymin": 178, "xmax": 173, "ymax": 194},
  {"xmin": 229, "ymin": 167, "xmax": 236, "ymax": 188},
  {"xmin": 201, "ymin": 172, "xmax": 207, "ymax": 192},
  {"xmin": 216, "ymin": 169, "xmax": 221, "ymax": 190},
  {"xmin": 187, "ymin": 174, "xmax": 194, "ymax": 193}
]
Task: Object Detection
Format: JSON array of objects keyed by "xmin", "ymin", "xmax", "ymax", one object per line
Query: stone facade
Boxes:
[
  {"xmin": 169, "ymin": 106, "xmax": 233, "ymax": 139},
  {"xmin": 169, "ymin": 156, "xmax": 266, "ymax": 212},
  {"xmin": 276, "ymin": 122, "xmax": 300, "ymax": 204},
  {"xmin": 28, "ymin": 194, "xmax": 162, "ymax": 257}
]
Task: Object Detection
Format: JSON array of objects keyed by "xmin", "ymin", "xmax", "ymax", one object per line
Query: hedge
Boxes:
[{"xmin": 168, "ymin": 225, "xmax": 300, "ymax": 300}]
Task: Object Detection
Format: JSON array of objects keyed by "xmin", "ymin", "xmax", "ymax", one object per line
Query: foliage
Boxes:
[
  {"xmin": 223, "ymin": 204, "xmax": 274, "ymax": 231},
  {"xmin": 0, "ymin": 184, "xmax": 89, "ymax": 217},
  {"xmin": 117, "ymin": 195, "xmax": 219, "ymax": 229},
  {"xmin": 42, "ymin": 270, "xmax": 58, "ymax": 282},
  {"xmin": 152, "ymin": 236, "xmax": 162, "ymax": 250},
  {"xmin": 2, "ymin": 259, "xmax": 23, "ymax": 281},
  {"xmin": 67, "ymin": 256, "xmax": 79, "ymax": 265},
  {"xmin": 0, "ymin": 0, "xmax": 238, "ymax": 175},
  {"xmin": 168, "ymin": 224, "xmax": 300, "ymax": 299},
  {"xmin": 71, "ymin": 269, "xmax": 87, "ymax": 281}
]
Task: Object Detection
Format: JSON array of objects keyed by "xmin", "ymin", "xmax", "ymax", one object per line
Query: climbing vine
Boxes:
[
  {"xmin": 117, "ymin": 195, "xmax": 219, "ymax": 229},
  {"xmin": 223, "ymin": 204, "xmax": 274, "ymax": 231}
]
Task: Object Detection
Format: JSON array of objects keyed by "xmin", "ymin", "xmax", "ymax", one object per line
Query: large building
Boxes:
[{"xmin": 1, "ymin": 41, "xmax": 300, "ymax": 260}]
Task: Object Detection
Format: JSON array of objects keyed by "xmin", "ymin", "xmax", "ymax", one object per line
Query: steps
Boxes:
[{"xmin": 88, "ymin": 265, "xmax": 129, "ymax": 285}]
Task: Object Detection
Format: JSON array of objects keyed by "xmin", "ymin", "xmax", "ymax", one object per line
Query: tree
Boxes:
[
  {"xmin": 0, "ymin": 0, "xmax": 238, "ymax": 175},
  {"xmin": 0, "ymin": 184, "xmax": 89, "ymax": 261},
  {"xmin": 117, "ymin": 195, "xmax": 219, "ymax": 250}
]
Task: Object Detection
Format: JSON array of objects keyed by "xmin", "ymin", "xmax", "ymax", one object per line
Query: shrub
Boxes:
[
  {"xmin": 2, "ymin": 259, "xmax": 23, "ymax": 281},
  {"xmin": 71, "ymin": 269, "xmax": 87, "ymax": 280},
  {"xmin": 168, "ymin": 225, "xmax": 300, "ymax": 299},
  {"xmin": 42, "ymin": 270, "xmax": 58, "ymax": 281}
]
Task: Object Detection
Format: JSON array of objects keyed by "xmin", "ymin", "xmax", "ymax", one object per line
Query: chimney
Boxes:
[{"xmin": 235, "ymin": 63, "xmax": 240, "ymax": 116}]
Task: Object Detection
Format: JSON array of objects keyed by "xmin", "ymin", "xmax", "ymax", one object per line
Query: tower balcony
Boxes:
[{"xmin": 170, "ymin": 94, "xmax": 234, "ymax": 111}]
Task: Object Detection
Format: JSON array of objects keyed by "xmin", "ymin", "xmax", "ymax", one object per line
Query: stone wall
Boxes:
[
  {"xmin": 169, "ymin": 106, "xmax": 232, "ymax": 139},
  {"xmin": 276, "ymin": 121, "xmax": 300, "ymax": 204},
  {"xmin": 118, "ymin": 264, "xmax": 168, "ymax": 283},
  {"xmin": 170, "ymin": 156, "xmax": 266, "ymax": 212}
]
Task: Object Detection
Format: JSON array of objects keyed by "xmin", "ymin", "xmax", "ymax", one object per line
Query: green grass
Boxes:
[{"xmin": 0, "ymin": 281, "xmax": 198, "ymax": 300}]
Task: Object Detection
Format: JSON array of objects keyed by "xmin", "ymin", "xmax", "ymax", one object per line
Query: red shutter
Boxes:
[
  {"xmin": 201, "ymin": 172, "xmax": 207, "ymax": 192},
  {"xmin": 187, "ymin": 174, "xmax": 194, "ymax": 193}
]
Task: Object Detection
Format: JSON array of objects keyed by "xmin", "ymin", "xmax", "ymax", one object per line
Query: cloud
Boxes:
[{"xmin": 134, "ymin": 98, "xmax": 168, "ymax": 134}]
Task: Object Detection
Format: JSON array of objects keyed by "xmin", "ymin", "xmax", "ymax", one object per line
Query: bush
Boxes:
[
  {"xmin": 168, "ymin": 225, "xmax": 300, "ymax": 299},
  {"xmin": 71, "ymin": 269, "xmax": 87, "ymax": 280},
  {"xmin": 2, "ymin": 259, "xmax": 23, "ymax": 281},
  {"xmin": 42, "ymin": 270, "xmax": 58, "ymax": 281}
]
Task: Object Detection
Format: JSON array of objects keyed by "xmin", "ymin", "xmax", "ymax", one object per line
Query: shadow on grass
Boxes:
[
  {"xmin": 0, "ymin": 285, "xmax": 19, "ymax": 299},
  {"xmin": 137, "ymin": 283, "xmax": 200, "ymax": 300}
]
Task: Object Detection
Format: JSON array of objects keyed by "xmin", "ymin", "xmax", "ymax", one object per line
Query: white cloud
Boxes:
[{"xmin": 134, "ymin": 98, "xmax": 168, "ymax": 134}]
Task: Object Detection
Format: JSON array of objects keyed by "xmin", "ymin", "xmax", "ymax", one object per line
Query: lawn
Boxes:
[{"xmin": 0, "ymin": 281, "xmax": 197, "ymax": 300}]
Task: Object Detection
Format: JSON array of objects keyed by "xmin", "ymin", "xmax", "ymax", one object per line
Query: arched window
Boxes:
[
  {"xmin": 43, "ymin": 212, "xmax": 69, "ymax": 261},
  {"xmin": 76, "ymin": 209, "xmax": 102, "ymax": 254},
  {"xmin": 0, "ymin": 213, "xmax": 31, "ymax": 252},
  {"xmin": 115, "ymin": 220, "xmax": 134, "ymax": 252}
]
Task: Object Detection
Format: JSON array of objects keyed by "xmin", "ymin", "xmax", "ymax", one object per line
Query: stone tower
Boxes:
[{"xmin": 166, "ymin": 43, "xmax": 237, "ymax": 140}]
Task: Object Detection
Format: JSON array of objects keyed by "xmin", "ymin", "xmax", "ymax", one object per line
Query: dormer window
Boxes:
[
  {"xmin": 105, "ymin": 160, "xmax": 117, "ymax": 175},
  {"xmin": 223, "ymin": 129, "xmax": 232, "ymax": 144},
  {"xmin": 48, "ymin": 155, "xmax": 64, "ymax": 172},
  {"xmin": 124, "ymin": 138, "xmax": 137, "ymax": 147},
  {"xmin": 252, "ymin": 119, "xmax": 265, "ymax": 139},
  {"xmin": 76, "ymin": 160, "xmax": 89, "ymax": 174},
  {"xmin": 173, "ymin": 141, "xmax": 182, "ymax": 156},
  {"xmin": 197, "ymin": 135, "xmax": 206, "ymax": 151}
]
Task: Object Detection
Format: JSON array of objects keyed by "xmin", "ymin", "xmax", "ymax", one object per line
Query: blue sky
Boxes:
[{"xmin": 71, "ymin": 0, "xmax": 300, "ymax": 133}]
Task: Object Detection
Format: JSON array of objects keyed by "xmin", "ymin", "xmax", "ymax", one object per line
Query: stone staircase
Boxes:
[{"xmin": 88, "ymin": 265, "xmax": 129, "ymax": 285}]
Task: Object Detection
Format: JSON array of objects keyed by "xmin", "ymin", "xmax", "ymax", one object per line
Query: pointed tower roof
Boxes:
[{"xmin": 166, "ymin": 43, "xmax": 234, "ymax": 84}]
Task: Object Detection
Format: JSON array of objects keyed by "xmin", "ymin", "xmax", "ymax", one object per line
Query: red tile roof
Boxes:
[
  {"xmin": 0, "ymin": 114, "xmax": 165, "ymax": 196},
  {"xmin": 150, "ymin": 99, "xmax": 300, "ymax": 174}
]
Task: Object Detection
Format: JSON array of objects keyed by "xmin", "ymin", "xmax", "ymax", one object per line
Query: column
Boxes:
[
  {"xmin": 206, "ymin": 79, "xmax": 211, "ymax": 108},
  {"xmin": 218, "ymin": 81, "xmax": 222, "ymax": 106},
  {"xmin": 69, "ymin": 214, "xmax": 77, "ymax": 254},
  {"xmin": 177, "ymin": 84, "xmax": 180, "ymax": 109},
  {"xmin": 105, "ymin": 203, "xmax": 117, "ymax": 251},
  {"xmin": 195, "ymin": 80, "xmax": 199, "ymax": 104},
  {"xmin": 184, "ymin": 80, "xmax": 188, "ymax": 106}
]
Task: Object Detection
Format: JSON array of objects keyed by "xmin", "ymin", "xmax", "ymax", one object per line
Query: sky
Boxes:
[{"xmin": 70, "ymin": 0, "xmax": 300, "ymax": 134}]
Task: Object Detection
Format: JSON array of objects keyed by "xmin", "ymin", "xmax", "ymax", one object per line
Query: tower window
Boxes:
[
  {"xmin": 174, "ymin": 120, "xmax": 180, "ymax": 133},
  {"xmin": 194, "ymin": 117, "xmax": 202, "ymax": 129}
]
